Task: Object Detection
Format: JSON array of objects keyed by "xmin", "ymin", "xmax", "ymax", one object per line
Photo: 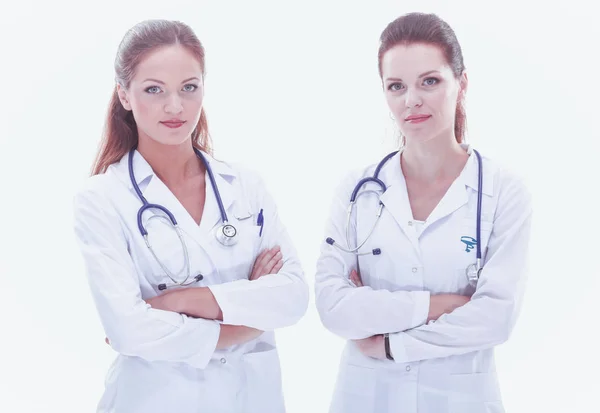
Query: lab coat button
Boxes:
[
  {"xmin": 408, "ymin": 221, "xmax": 413, "ymax": 226},
  {"xmin": 406, "ymin": 365, "xmax": 411, "ymax": 372},
  {"xmin": 412, "ymin": 267, "xmax": 418, "ymax": 273},
  {"xmin": 220, "ymin": 358, "xmax": 227, "ymax": 364}
]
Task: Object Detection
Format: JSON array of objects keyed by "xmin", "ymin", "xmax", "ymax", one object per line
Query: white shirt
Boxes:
[
  {"xmin": 314, "ymin": 144, "xmax": 532, "ymax": 413},
  {"xmin": 72, "ymin": 149, "xmax": 308, "ymax": 413}
]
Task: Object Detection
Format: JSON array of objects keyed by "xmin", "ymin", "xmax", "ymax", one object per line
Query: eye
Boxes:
[
  {"xmin": 182, "ymin": 84, "xmax": 198, "ymax": 92},
  {"xmin": 423, "ymin": 77, "xmax": 439, "ymax": 86},
  {"xmin": 387, "ymin": 82, "xmax": 404, "ymax": 91},
  {"xmin": 145, "ymin": 86, "xmax": 162, "ymax": 94}
]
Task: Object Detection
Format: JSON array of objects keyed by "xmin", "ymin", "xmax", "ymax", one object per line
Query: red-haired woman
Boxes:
[
  {"xmin": 315, "ymin": 12, "xmax": 532, "ymax": 413},
  {"xmin": 72, "ymin": 19, "xmax": 308, "ymax": 413}
]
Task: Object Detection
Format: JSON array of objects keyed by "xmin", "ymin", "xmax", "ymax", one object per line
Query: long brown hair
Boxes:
[
  {"xmin": 378, "ymin": 13, "xmax": 467, "ymax": 143},
  {"xmin": 91, "ymin": 20, "xmax": 212, "ymax": 176}
]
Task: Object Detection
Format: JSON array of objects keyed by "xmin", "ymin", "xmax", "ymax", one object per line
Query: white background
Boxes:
[{"xmin": 1, "ymin": 0, "xmax": 599, "ymax": 412}]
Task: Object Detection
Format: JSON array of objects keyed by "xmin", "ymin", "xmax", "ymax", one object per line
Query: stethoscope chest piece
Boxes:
[
  {"xmin": 465, "ymin": 262, "xmax": 482, "ymax": 285},
  {"xmin": 215, "ymin": 223, "xmax": 238, "ymax": 246}
]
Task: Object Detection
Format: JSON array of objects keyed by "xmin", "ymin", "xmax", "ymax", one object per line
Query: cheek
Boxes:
[
  {"xmin": 430, "ymin": 89, "xmax": 456, "ymax": 117},
  {"xmin": 184, "ymin": 94, "xmax": 204, "ymax": 113},
  {"xmin": 385, "ymin": 93, "xmax": 403, "ymax": 115},
  {"xmin": 131, "ymin": 97, "xmax": 158, "ymax": 124}
]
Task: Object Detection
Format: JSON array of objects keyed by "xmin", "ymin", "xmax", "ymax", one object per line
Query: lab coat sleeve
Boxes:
[
  {"xmin": 207, "ymin": 170, "xmax": 309, "ymax": 331},
  {"xmin": 389, "ymin": 171, "xmax": 532, "ymax": 363},
  {"xmin": 72, "ymin": 182, "xmax": 221, "ymax": 369},
  {"xmin": 314, "ymin": 171, "xmax": 431, "ymax": 340}
]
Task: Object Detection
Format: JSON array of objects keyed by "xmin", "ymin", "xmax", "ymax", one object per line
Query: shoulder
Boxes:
[
  {"xmin": 491, "ymin": 160, "xmax": 531, "ymax": 203},
  {"xmin": 210, "ymin": 156, "xmax": 266, "ymax": 191},
  {"xmin": 335, "ymin": 152, "xmax": 397, "ymax": 199},
  {"xmin": 482, "ymin": 154, "xmax": 532, "ymax": 220},
  {"xmin": 72, "ymin": 167, "xmax": 122, "ymax": 211}
]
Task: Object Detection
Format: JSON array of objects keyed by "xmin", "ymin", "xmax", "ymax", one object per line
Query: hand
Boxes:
[
  {"xmin": 349, "ymin": 269, "xmax": 363, "ymax": 287},
  {"xmin": 353, "ymin": 335, "xmax": 386, "ymax": 359},
  {"xmin": 216, "ymin": 324, "xmax": 264, "ymax": 349},
  {"xmin": 428, "ymin": 294, "xmax": 471, "ymax": 322},
  {"xmin": 249, "ymin": 246, "xmax": 283, "ymax": 280}
]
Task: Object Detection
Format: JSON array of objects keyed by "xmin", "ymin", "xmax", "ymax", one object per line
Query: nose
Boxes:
[
  {"xmin": 404, "ymin": 88, "xmax": 423, "ymax": 108},
  {"xmin": 164, "ymin": 93, "xmax": 183, "ymax": 114}
]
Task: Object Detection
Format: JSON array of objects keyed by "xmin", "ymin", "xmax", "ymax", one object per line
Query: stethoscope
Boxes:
[
  {"xmin": 326, "ymin": 149, "xmax": 485, "ymax": 285},
  {"xmin": 128, "ymin": 147, "xmax": 238, "ymax": 290}
]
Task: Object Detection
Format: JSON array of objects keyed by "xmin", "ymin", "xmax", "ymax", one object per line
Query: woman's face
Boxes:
[
  {"xmin": 117, "ymin": 45, "xmax": 204, "ymax": 147},
  {"xmin": 381, "ymin": 43, "xmax": 466, "ymax": 145}
]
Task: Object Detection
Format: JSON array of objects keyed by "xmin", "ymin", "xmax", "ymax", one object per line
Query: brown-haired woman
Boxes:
[
  {"xmin": 315, "ymin": 12, "xmax": 532, "ymax": 413},
  {"xmin": 72, "ymin": 19, "xmax": 308, "ymax": 413}
]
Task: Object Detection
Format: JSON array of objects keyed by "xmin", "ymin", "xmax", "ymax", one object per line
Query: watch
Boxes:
[{"xmin": 384, "ymin": 333, "xmax": 394, "ymax": 361}]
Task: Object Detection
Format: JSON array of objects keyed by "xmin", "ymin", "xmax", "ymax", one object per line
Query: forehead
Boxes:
[
  {"xmin": 133, "ymin": 45, "xmax": 203, "ymax": 81},
  {"xmin": 381, "ymin": 43, "xmax": 451, "ymax": 79}
]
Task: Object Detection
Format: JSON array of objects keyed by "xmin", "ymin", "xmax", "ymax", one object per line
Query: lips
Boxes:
[
  {"xmin": 160, "ymin": 120, "xmax": 186, "ymax": 128},
  {"xmin": 405, "ymin": 115, "xmax": 431, "ymax": 121}
]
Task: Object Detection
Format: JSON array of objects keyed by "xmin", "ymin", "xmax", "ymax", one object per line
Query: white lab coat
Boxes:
[
  {"xmin": 315, "ymin": 144, "xmax": 532, "ymax": 413},
  {"xmin": 72, "ymin": 149, "xmax": 308, "ymax": 413}
]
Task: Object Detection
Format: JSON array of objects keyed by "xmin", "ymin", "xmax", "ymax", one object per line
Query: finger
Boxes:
[
  {"xmin": 354, "ymin": 270, "xmax": 364, "ymax": 287},
  {"xmin": 272, "ymin": 259, "xmax": 284, "ymax": 274},
  {"xmin": 251, "ymin": 247, "xmax": 280, "ymax": 278},
  {"xmin": 250, "ymin": 248, "xmax": 270, "ymax": 273},
  {"xmin": 349, "ymin": 270, "xmax": 362, "ymax": 287},
  {"xmin": 348, "ymin": 270, "xmax": 358, "ymax": 287},
  {"xmin": 262, "ymin": 251, "xmax": 283, "ymax": 276},
  {"xmin": 250, "ymin": 248, "xmax": 275, "ymax": 280}
]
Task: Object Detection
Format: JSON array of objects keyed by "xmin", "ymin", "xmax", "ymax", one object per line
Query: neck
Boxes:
[
  {"xmin": 401, "ymin": 133, "xmax": 468, "ymax": 183},
  {"xmin": 137, "ymin": 137, "xmax": 204, "ymax": 187}
]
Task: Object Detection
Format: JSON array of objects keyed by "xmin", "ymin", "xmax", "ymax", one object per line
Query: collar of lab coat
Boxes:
[
  {"xmin": 111, "ymin": 148, "xmax": 249, "ymax": 238},
  {"xmin": 119, "ymin": 149, "xmax": 237, "ymax": 188},
  {"xmin": 460, "ymin": 143, "xmax": 495, "ymax": 197},
  {"xmin": 377, "ymin": 143, "xmax": 496, "ymax": 238}
]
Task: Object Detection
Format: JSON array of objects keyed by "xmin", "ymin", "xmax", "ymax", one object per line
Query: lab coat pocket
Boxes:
[
  {"xmin": 449, "ymin": 400, "xmax": 504, "ymax": 413},
  {"xmin": 448, "ymin": 372, "xmax": 502, "ymax": 411},
  {"xmin": 216, "ymin": 221, "xmax": 261, "ymax": 283},
  {"xmin": 453, "ymin": 219, "xmax": 494, "ymax": 293},
  {"xmin": 458, "ymin": 219, "xmax": 494, "ymax": 262},
  {"xmin": 241, "ymin": 348, "xmax": 285, "ymax": 412},
  {"xmin": 330, "ymin": 364, "xmax": 377, "ymax": 413}
]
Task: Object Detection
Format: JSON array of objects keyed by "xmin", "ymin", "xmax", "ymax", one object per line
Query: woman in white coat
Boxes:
[
  {"xmin": 72, "ymin": 19, "xmax": 308, "ymax": 413},
  {"xmin": 315, "ymin": 12, "xmax": 532, "ymax": 413}
]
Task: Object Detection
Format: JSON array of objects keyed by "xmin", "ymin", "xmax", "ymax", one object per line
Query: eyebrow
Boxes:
[
  {"xmin": 385, "ymin": 70, "xmax": 440, "ymax": 82},
  {"xmin": 142, "ymin": 77, "xmax": 200, "ymax": 84}
]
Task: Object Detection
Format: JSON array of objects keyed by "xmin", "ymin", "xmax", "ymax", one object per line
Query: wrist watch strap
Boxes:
[{"xmin": 384, "ymin": 333, "xmax": 394, "ymax": 361}]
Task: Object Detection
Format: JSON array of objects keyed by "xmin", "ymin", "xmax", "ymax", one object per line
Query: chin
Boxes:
[{"xmin": 154, "ymin": 130, "xmax": 193, "ymax": 146}]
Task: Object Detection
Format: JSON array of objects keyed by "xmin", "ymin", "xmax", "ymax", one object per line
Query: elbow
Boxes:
[
  {"xmin": 317, "ymin": 311, "xmax": 368, "ymax": 340},
  {"xmin": 485, "ymin": 323, "xmax": 511, "ymax": 348},
  {"xmin": 318, "ymin": 310, "xmax": 352, "ymax": 339},
  {"xmin": 495, "ymin": 313, "xmax": 517, "ymax": 346},
  {"xmin": 103, "ymin": 317, "xmax": 160, "ymax": 361},
  {"xmin": 482, "ymin": 299, "xmax": 519, "ymax": 347},
  {"xmin": 107, "ymin": 329, "xmax": 147, "ymax": 358},
  {"xmin": 261, "ymin": 274, "xmax": 310, "ymax": 329},
  {"xmin": 315, "ymin": 294, "xmax": 367, "ymax": 340},
  {"xmin": 282, "ymin": 276, "xmax": 310, "ymax": 325}
]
